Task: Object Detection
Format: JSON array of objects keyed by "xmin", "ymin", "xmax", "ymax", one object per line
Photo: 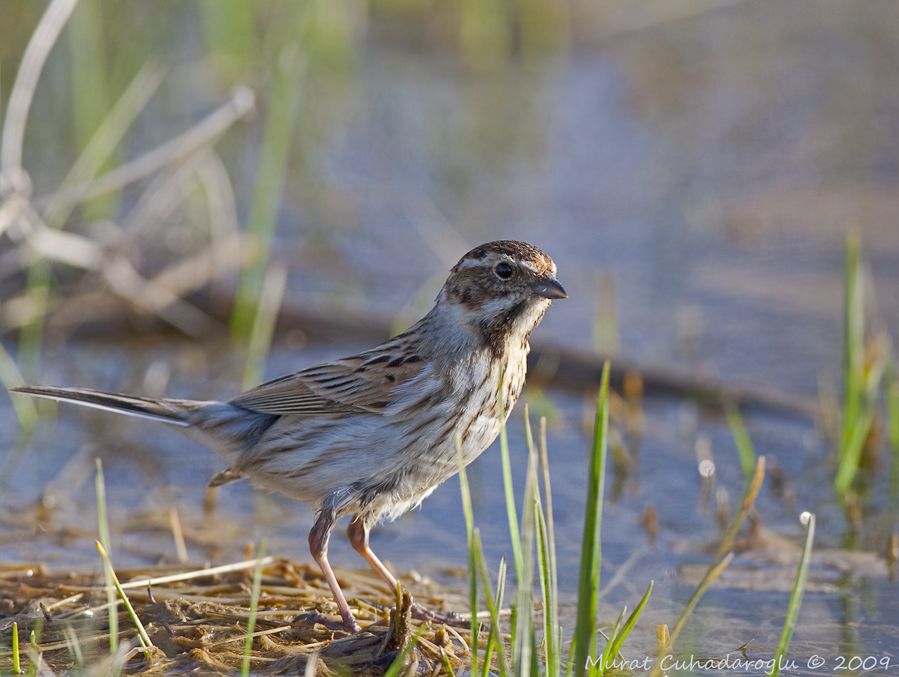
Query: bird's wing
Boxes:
[{"xmin": 230, "ymin": 343, "xmax": 426, "ymax": 416}]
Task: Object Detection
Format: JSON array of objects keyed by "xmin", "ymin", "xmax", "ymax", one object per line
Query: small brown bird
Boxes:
[{"xmin": 11, "ymin": 240, "xmax": 566, "ymax": 632}]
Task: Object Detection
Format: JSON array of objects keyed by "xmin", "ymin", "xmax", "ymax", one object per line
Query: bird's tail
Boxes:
[
  {"xmin": 9, "ymin": 384, "xmax": 280, "ymax": 468},
  {"xmin": 9, "ymin": 385, "xmax": 197, "ymax": 426}
]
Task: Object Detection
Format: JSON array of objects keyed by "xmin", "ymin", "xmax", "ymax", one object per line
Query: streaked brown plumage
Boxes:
[{"xmin": 10, "ymin": 239, "xmax": 566, "ymax": 632}]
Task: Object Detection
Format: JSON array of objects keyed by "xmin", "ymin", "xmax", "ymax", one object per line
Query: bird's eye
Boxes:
[{"xmin": 494, "ymin": 261, "xmax": 514, "ymax": 280}]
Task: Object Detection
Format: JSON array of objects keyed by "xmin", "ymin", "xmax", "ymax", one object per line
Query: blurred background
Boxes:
[{"xmin": 1, "ymin": 0, "xmax": 898, "ymax": 669}]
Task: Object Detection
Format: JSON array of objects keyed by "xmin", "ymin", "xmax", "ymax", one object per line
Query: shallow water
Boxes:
[
  {"xmin": 3, "ymin": 1, "xmax": 899, "ymax": 674},
  {"xmin": 2, "ymin": 340, "xmax": 895, "ymax": 673}
]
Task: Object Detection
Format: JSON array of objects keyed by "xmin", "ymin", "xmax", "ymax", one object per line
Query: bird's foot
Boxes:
[
  {"xmin": 410, "ymin": 602, "xmax": 468, "ymax": 628},
  {"xmin": 293, "ymin": 611, "xmax": 361, "ymax": 634}
]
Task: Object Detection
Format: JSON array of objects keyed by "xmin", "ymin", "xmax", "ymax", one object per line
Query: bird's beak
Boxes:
[{"xmin": 532, "ymin": 276, "xmax": 568, "ymax": 300}]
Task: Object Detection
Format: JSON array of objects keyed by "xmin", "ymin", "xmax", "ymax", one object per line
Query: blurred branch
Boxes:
[
  {"xmin": 35, "ymin": 86, "xmax": 255, "ymax": 212},
  {"xmin": 23, "ymin": 296, "xmax": 818, "ymax": 420},
  {"xmin": 19, "ymin": 217, "xmax": 104, "ymax": 270},
  {"xmin": 43, "ymin": 59, "xmax": 168, "ymax": 225},
  {"xmin": 150, "ymin": 236, "xmax": 250, "ymax": 299},
  {"xmin": 0, "ymin": 192, "xmax": 30, "ymax": 241},
  {"xmin": 101, "ymin": 256, "xmax": 221, "ymax": 337},
  {"xmin": 230, "ymin": 46, "xmax": 304, "ymax": 340},
  {"xmin": 120, "ymin": 150, "xmax": 209, "ymax": 237},
  {"xmin": 0, "ymin": 19, "xmax": 255, "ymax": 341},
  {"xmin": 195, "ymin": 151, "xmax": 242, "ymax": 300},
  {"xmin": 3, "ymin": 234, "xmax": 250, "ymax": 337},
  {"xmin": 1, "ymin": 0, "xmax": 79, "ymax": 191}
]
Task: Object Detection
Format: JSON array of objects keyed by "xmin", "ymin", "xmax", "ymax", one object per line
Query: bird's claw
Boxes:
[{"xmin": 293, "ymin": 611, "xmax": 361, "ymax": 634}]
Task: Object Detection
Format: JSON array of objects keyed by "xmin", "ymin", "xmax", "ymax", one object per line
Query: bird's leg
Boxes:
[
  {"xmin": 347, "ymin": 516, "xmax": 400, "ymax": 589},
  {"xmin": 299, "ymin": 510, "xmax": 361, "ymax": 633},
  {"xmin": 347, "ymin": 516, "xmax": 466, "ymax": 627}
]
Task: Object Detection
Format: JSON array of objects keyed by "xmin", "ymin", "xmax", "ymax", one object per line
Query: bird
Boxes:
[{"xmin": 10, "ymin": 239, "xmax": 566, "ymax": 633}]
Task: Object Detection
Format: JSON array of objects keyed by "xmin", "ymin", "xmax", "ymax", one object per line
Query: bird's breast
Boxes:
[{"xmin": 444, "ymin": 345, "xmax": 529, "ymax": 462}]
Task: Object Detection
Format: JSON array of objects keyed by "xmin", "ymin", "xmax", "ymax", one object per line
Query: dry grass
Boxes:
[{"xmin": 0, "ymin": 556, "xmax": 470, "ymax": 675}]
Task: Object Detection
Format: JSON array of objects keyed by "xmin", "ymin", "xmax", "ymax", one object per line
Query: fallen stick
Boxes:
[{"xmin": 14, "ymin": 294, "xmax": 818, "ymax": 420}]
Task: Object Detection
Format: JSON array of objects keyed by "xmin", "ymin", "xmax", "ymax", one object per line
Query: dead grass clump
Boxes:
[{"xmin": 0, "ymin": 557, "xmax": 469, "ymax": 675}]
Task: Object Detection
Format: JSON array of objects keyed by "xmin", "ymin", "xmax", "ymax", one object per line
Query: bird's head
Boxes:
[{"xmin": 440, "ymin": 240, "xmax": 566, "ymax": 353}]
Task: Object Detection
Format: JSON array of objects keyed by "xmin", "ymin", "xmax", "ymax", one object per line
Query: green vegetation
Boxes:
[
  {"xmin": 596, "ymin": 579, "xmax": 654, "ymax": 674},
  {"xmin": 11, "ymin": 621, "xmax": 20, "ymax": 676},
  {"xmin": 457, "ymin": 438, "xmax": 481, "ymax": 677},
  {"xmin": 241, "ymin": 541, "xmax": 268, "ymax": 677},
  {"xmin": 661, "ymin": 456, "xmax": 765, "ymax": 664},
  {"xmin": 383, "ymin": 622, "xmax": 426, "ymax": 677},
  {"xmin": 229, "ymin": 38, "xmax": 303, "ymax": 345},
  {"xmin": 834, "ymin": 233, "xmax": 890, "ymax": 499},
  {"xmin": 95, "ymin": 459, "xmax": 118, "ymax": 654},
  {"xmin": 768, "ymin": 512, "xmax": 816, "ymax": 677},
  {"xmin": 460, "ymin": 363, "xmax": 652, "ymax": 677},
  {"xmin": 0, "ymin": 342, "xmax": 38, "ymax": 433},
  {"xmin": 726, "ymin": 405, "xmax": 757, "ymax": 484},
  {"xmin": 241, "ymin": 265, "xmax": 288, "ymax": 389},
  {"xmin": 573, "ymin": 363, "xmax": 611, "ymax": 675},
  {"xmin": 458, "ymin": 367, "xmax": 801, "ymax": 677},
  {"xmin": 95, "ymin": 540, "xmax": 154, "ymax": 651}
]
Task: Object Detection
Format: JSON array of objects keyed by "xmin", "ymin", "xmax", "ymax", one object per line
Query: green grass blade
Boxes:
[
  {"xmin": 535, "ymin": 498, "xmax": 557, "ymax": 674},
  {"xmin": 566, "ymin": 634, "xmax": 578, "ymax": 677},
  {"xmin": 668, "ymin": 456, "xmax": 766, "ymax": 650},
  {"xmin": 597, "ymin": 606, "xmax": 626, "ymax": 675},
  {"xmin": 41, "ymin": 59, "xmax": 165, "ymax": 226},
  {"xmin": 28, "ymin": 624, "xmax": 43, "ymax": 675},
  {"xmin": 67, "ymin": 0, "xmax": 117, "ymax": 221},
  {"xmin": 841, "ymin": 230, "xmax": 863, "ymax": 452},
  {"xmin": 726, "ymin": 405, "xmax": 756, "ymax": 484},
  {"xmin": 480, "ymin": 556, "xmax": 507, "ymax": 677},
  {"xmin": 473, "ymin": 530, "xmax": 510, "ymax": 677},
  {"xmin": 668, "ymin": 552, "xmax": 733, "ymax": 651},
  {"xmin": 768, "ymin": 512, "xmax": 816, "ymax": 677},
  {"xmin": 241, "ymin": 541, "xmax": 268, "ymax": 677},
  {"xmin": 603, "ymin": 580, "xmax": 654, "ymax": 670},
  {"xmin": 96, "ymin": 541, "xmax": 153, "ymax": 650},
  {"xmin": 835, "ymin": 230, "xmax": 866, "ymax": 499},
  {"xmin": 457, "ymin": 437, "xmax": 479, "ymax": 677},
  {"xmin": 714, "ymin": 455, "xmax": 766, "ymax": 562},
  {"xmin": 515, "ymin": 408, "xmax": 539, "ymax": 671},
  {"xmin": 497, "ymin": 372, "xmax": 524, "ymax": 583},
  {"xmin": 241, "ymin": 264, "xmax": 287, "ymax": 389},
  {"xmin": 440, "ymin": 648, "xmax": 457, "ymax": 677},
  {"xmin": 539, "ymin": 416, "xmax": 561, "ymax": 677},
  {"xmin": 16, "ymin": 59, "xmax": 166, "ymax": 382},
  {"xmin": 836, "ymin": 328, "xmax": 889, "ymax": 497},
  {"xmin": 200, "ymin": 0, "xmax": 258, "ymax": 79},
  {"xmin": 834, "ymin": 410, "xmax": 874, "ymax": 496},
  {"xmin": 17, "ymin": 270, "xmax": 50, "ymax": 381},
  {"xmin": 12, "ymin": 620, "xmax": 20, "ymax": 675},
  {"xmin": 230, "ymin": 41, "xmax": 304, "ymax": 340},
  {"xmin": 384, "ymin": 628, "xmax": 424, "ymax": 677},
  {"xmin": 46, "ymin": 59, "xmax": 166, "ymax": 224},
  {"xmin": 95, "ymin": 458, "xmax": 118, "ymax": 654},
  {"xmin": 0, "ymin": 342, "xmax": 38, "ymax": 432},
  {"xmin": 573, "ymin": 361, "xmax": 610, "ymax": 677}
]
